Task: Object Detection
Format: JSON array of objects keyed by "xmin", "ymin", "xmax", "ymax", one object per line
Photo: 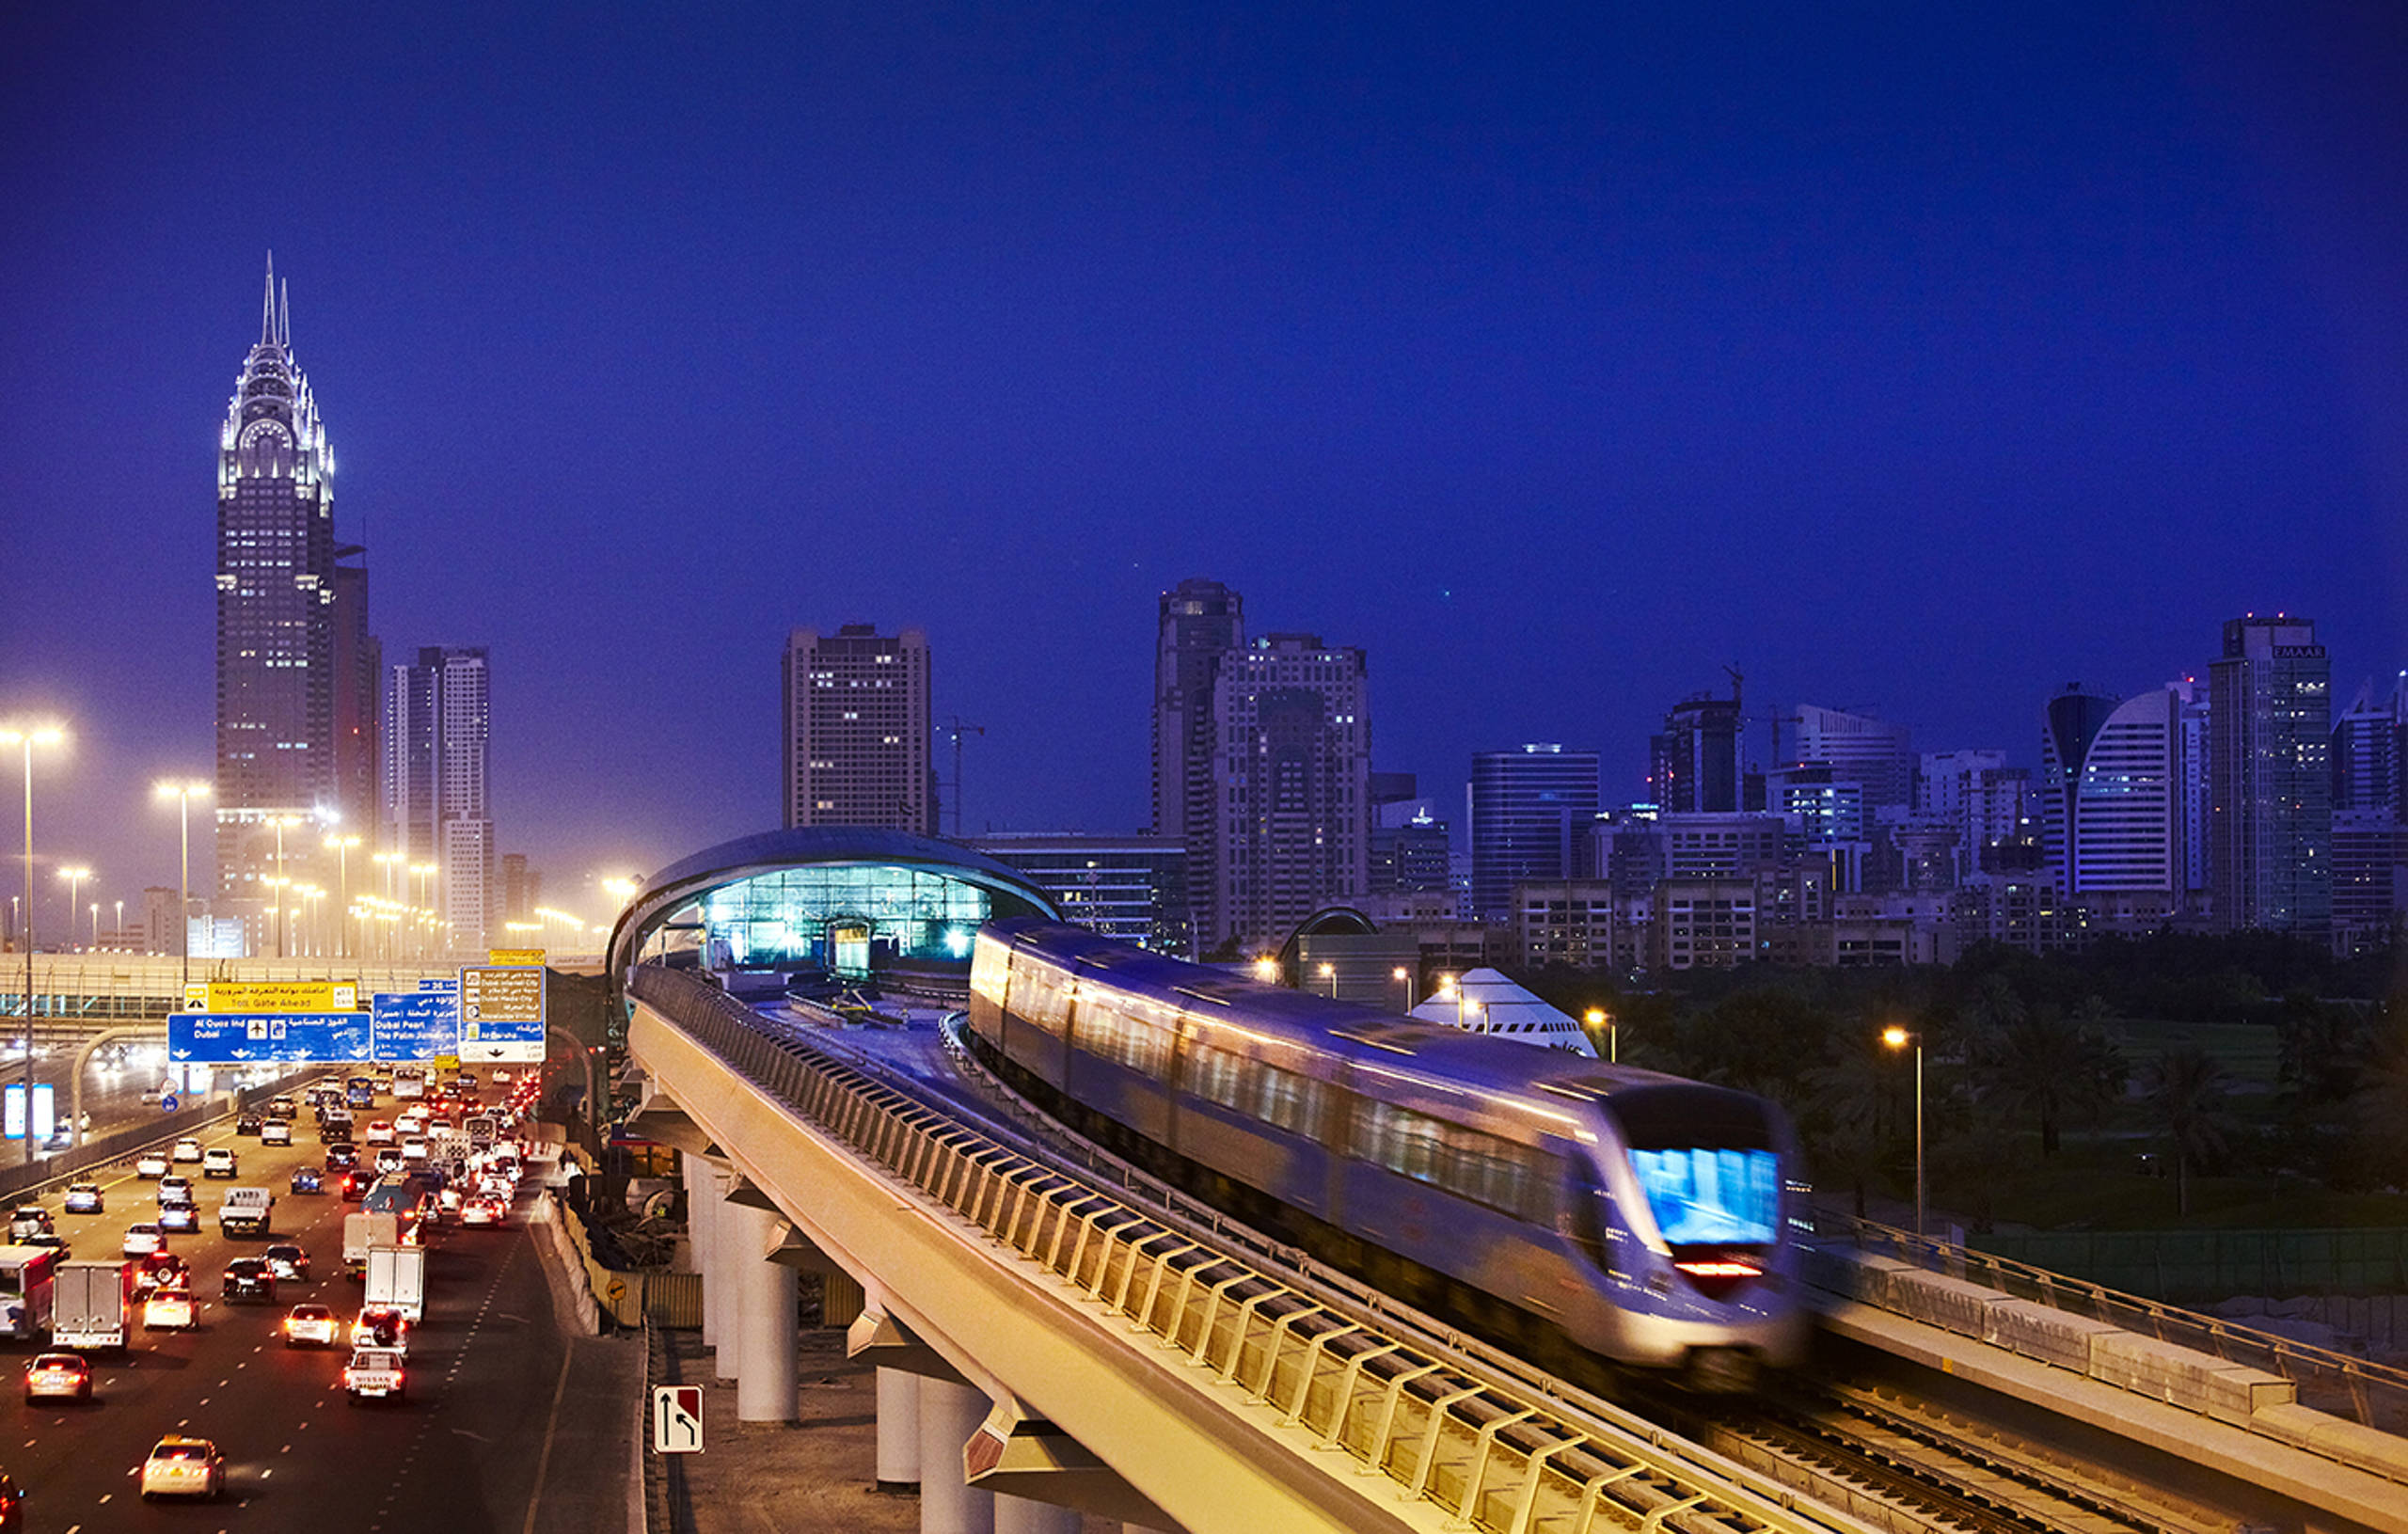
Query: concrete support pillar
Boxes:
[
  {"xmin": 708, "ymin": 1169, "xmax": 739, "ymax": 1381},
  {"xmin": 686, "ymin": 1156, "xmax": 721, "ymax": 1350},
  {"xmin": 727, "ymin": 1198, "xmax": 798, "ymax": 1423},
  {"xmin": 877, "ymin": 1367, "xmax": 922, "ymax": 1493},
  {"xmin": 918, "ymin": 1377, "xmax": 995, "ymax": 1534},
  {"xmin": 994, "ymin": 1497, "xmax": 1079, "ymax": 1534}
]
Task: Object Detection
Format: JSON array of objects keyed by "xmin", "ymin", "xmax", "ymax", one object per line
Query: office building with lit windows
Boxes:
[
  {"xmin": 973, "ymin": 832, "xmax": 1190, "ymax": 955},
  {"xmin": 1209, "ymin": 632, "xmax": 1370, "ymax": 951},
  {"xmin": 1468, "ymin": 746, "xmax": 1601, "ymax": 921},
  {"xmin": 2210, "ymin": 615, "xmax": 2332, "ymax": 934},
  {"xmin": 782, "ymin": 625, "xmax": 933, "ymax": 835},
  {"xmin": 384, "ymin": 646, "xmax": 493, "ymax": 954},
  {"xmin": 214, "ymin": 259, "xmax": 341, "ymax": 912}
]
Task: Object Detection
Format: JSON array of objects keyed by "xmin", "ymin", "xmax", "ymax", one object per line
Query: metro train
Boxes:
[{"xmin": 964, "ymin": 920, "xmax": 1811, "ymax": 1390}]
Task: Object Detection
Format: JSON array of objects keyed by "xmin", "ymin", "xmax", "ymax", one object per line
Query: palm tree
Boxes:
[
  {"xmin": 2147, "ymin": 1043, "xmax": 2232, "ymax": 1217},
  {"xmin": 1803, "ymin": 1039, "xmax": 1893, "ymax": 1220},
  {"xmin": 1972, "ymin": 1004, "xmax": 2127, "ymax": 1156}
]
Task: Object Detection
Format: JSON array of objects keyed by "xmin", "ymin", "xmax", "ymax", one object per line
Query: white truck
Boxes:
[
  {"xmin": 53, "ymin": 1259, "xmax": 133, "ymax": 1350},
  {"xmin": 0, "ymin": 1247, "xmax": 59, "ymax": 1340},
  {"xmin": 362, "ymin": 1245, "xmax": 426, "ymax": 1323},
  {"xmin": 218, "ymin": 1186, "xmax": 275, "ymax": 1238},
  {"xmin": 343, "ymin": 1344, "xmax": 408, "ymax": 1402},
  {"xmin": 343, "ymin": 1211, "xmax": 400, "ymax": 1279}
]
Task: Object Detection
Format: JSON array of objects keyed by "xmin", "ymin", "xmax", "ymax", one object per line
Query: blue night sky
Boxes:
[{"xmin": 2, "ymin": 4, "xmax": 2402, "ymax": 926}]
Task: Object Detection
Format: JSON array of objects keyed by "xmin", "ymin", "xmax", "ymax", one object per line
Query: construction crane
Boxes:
[{"xmin": 940, "ymin": 718, "xmax": 985, "ymax": 838}]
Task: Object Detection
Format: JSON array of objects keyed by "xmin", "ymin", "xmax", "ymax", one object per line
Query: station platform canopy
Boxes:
[{"xmin": 606, "ymin": 827, "xmax": 1062, "ymax": 981}]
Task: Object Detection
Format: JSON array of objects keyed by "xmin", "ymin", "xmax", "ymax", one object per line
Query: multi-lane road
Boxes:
[{"xmin": 4, "ymin": 1089, "xmax": 636, "ymax": 1532}]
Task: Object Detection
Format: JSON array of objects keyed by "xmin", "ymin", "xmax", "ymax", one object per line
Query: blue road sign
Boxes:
[
  {"xmin": 168, "ymin": 1011, "xmax": 372, "ymax": 1064},
  {"xmin": 371, "ymin": 991, "xmax": 461, "ymax": 1061},
  {"xmin": 159, "ymin": 1093, "xmax": 180, "ymax": 1114},
  {"xmin": 418, "ymin": 976, "xmax": 459, "ymax": 992}
]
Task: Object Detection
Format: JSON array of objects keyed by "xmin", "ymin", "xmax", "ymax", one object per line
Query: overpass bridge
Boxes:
[{"xmin": 623, "ymin": 965, "xmax": 2408, "ymax": 1534}]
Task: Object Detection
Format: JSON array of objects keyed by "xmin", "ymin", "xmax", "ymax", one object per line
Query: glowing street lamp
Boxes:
[
  {"xmin": 1316, "ymin": 961, "xmax": 1336, "ymax": 997},
  {"xmin": 4, "ymin": 721, "xmax": 68, "ymax": 1165},
  {"xmin": 1252, "ymin": 956, "xmax": 1278, "ymax": 984},
  {"xmin": 1392, "ymin": 966, "xmax": 1415, "ymax": 1012},
  {"xmin": 1883, "ymin": 1025, "xmax": 1925, "ymax": 1240},
  {"xmin": 152, "ymin": 780, "xmax": 210, "ymax": 993},
  {"xmin": 1586, "ymin": 1007, "xmax": 1615, "ymax": 1064}
]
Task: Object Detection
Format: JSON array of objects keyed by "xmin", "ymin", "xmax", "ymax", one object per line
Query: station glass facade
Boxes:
[{"xmin": 697, "ymin": 863, "xmax": 1000, "ymax": 973}]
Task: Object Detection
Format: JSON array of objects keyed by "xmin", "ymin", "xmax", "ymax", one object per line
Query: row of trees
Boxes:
[{"xmin": 1523, "ymin": 936, "xmax": 2408, "ymax": 1227}]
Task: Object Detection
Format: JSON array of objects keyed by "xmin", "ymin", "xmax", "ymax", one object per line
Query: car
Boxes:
[
  {"xmin": 325, "ymin": 1144, "xmax": 359, "ymax": 1170},
  {"xmin": 121, "ymin": 1223, "xmax": 166, "ymax": 1257},
  {"xmin": 261, "ymin": 1119, "xmax": 292, "ymax": 1147},
  {"xmin": 139, "ymin": 1436, "xmax": 225, "ymax": 1501},
  {"xmin": 142, "ymin": 1289, "xmax": 196, "ymax": 1331},
  {"xmin": 24, "ymin": 1352, "xmax": 91, "ymax": 1402},
  {"xmin": 340, "ymin": 1170, "xmax": 372, "ymax": 1201},
  {"xmin": 135, "ymin": 1149, "xmax": 170, "ymax": 1178},
  {"xmin": 170, "ymin": 1137, "xmax": 204, "ymax": 1163},
  {"xmin": 158, "ymin": 1175, "xmax": 195, "ymax": 1207},
  {"xmin": 268, "ymin": 1095, "xmax": 297, "ymax": 1120},
  {"xmin": 131, "ymin": 1252, "xmax": 188, "ymax": 1298},
  {"xmin": 458, "ymin": 1196, "xmax": 504, "ymax": 1228},
  {"xmin": 222, "ymin": 1257, "xmax": 276, "ymax": 1304},
  {"xmin": 374, "ymin": 1148, "xmax": 405, "ymax": 1176},
  {"xmin": 0, "ymin": 1468, "xmax": 19, "ymax": 1531},
  {"xmin": 5, "ymin": 1208, "xmax": 49, "ymax": 1242},
  {"xmin": 401, "ymin": 1138, "xmax": 430, "ymax": 1163},
  {"xmin": 201, "ymin": 1147, "xmax": 238, "ymax": 1178},
  {"xmin": 158, "ymin": 1204, "xmax": 199, "ymax": 1234},
  {"xmin": 344, "ymin": 1345, "xmax": 407, "ymax": 1402},
  {"xmin": 62, "ymin": 1182, "xmax": 103, "ymax": 1214},
  {"xmin": 282, "ymin": 1302, "xmax": 339, "ymax": 1348},
  {"xmin": 234, "ymin": 1113, "xmax": 263, "ymax": 1136},
  {"xmin": 262, "ymin": 1242, "xmax": 310, "ymax": 1282},
  {"xmin": 364, "ymin": 1119, "xmax": 396, "ymax": 1146},
  {"xmin": 289, "ymin": 1166, "xmax": 324, "ymax": 1194},
  {"xmin": 350, "ymin": 1305, "xmax": 410, "ymax": 1352}
]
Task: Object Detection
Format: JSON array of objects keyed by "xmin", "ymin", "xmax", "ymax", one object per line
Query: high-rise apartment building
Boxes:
[
  {"xmin": 1208, "ymin": 633, "xmax": 1370, "ymax": 951},
  {"xmin": 1468, "ymin": 746, "xmax": 1601, "ymax": 920},
  {"xmin": 2210, "ymin": 615, "xmax": 2332, "ymax": 934},
  {"xmin": 1786, "ymin": 704, "xmax": 1915, "ymax": 810},
  {"xmin": 781, "ymin": 625, "xmax": 933, "ymax": 834},
  {"xmin": 1152, "ymin": 579, "xmax": 1244, "ymax": 935},
  {"xmin": 329, "ymin": 546, "xmax": 381, "ymax": 843},
  {"xmin": 215, "ymin": 259, "xmax": 341, "ymax": 909},
  {"xmin": 383, "ymin": 646, "xmax": 494, "ymax": 954},
  {"xmin": 2333, "ymin": 675, "xmax": 2405, "ymax": 817},
  {"xmin": 2049, "ymin": 687, "xmax": 2188, "ymax": 918},
  {"xmin": 1648, "ymin": 694, "xmax": 1742, "ymax": 814}
]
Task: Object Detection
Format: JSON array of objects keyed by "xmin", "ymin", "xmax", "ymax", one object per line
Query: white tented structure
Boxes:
[{"xmin": 1409, "ymin": 968, "xmax": 1597, "ymax": 1055}]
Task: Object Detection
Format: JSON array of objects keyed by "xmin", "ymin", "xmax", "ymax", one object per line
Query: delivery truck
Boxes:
[
  {"xmin": 362, "ymin": 1245, "xmax": 426, "ymax": 1323},
  {"xmin": 343, "ymin": 1211, "xmax": 401, "ymax": 1279},
  {"xmin": 218, "ymin": 1186, "xmax": 275, "ymax": 1238},
  {"xmin": 53, "ymin": 1259, "xmax": 133, "ymax": 1351}
]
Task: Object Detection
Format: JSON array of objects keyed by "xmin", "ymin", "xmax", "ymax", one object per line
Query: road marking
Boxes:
[{"xmin": 261, "ymin": 1467, "xmax": 273, "ymax": 1479}]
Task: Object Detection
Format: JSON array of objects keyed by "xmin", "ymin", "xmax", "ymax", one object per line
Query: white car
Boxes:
[
  {"xmin": 135, "ymin": 1150, "xmax": 170, "ymax": 1178},
  {"xmin": 261, "ymin": 1119, "xmax": 292, "ymax": 1146},
  {"xmin": 201, "ymin": 1147, "xmax": 238, "ymax": 1178},
  {"xmin": 401, "ymin": 1138, "xmax": 430, "ymax": 1163},
  {"xmin": 122, "ymin": 1223, "xmax": 166, "ymax": 1257},
  {"xmin": 143, "ymin": 1289, "xmax": 197, "ymax": 1331},
  {"xmin": 364, "ymin": 1120, "xmax": 397, "ymax": 1146},
  {"xmin": 171, "ymin": 1137, "xmax": 204, "ymax": 1163},
  {"xmin": 140, "ymin": 1436, "xmax": 225, "ymax": 1501}
]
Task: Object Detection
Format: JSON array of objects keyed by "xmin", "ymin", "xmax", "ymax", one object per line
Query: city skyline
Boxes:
[{"xmin": 3, "ymin": 6, "xmax": 2403, "ymax": 929}]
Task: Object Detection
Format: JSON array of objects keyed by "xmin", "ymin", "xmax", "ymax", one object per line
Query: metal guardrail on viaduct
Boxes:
[{"xmin": 626, "ymin": 965, "xmax": 1877, "ymax": 1534}]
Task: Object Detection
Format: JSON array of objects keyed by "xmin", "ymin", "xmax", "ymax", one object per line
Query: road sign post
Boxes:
[{"xmin": 653, "ymin": 1385, "xmax": 703, "ymax": 1453}]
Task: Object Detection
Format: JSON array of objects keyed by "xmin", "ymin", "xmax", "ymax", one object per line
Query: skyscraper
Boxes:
[
  {"xmin": 1648, "ymin": 694, "xmax": 1741, "ymax": 813},
  {"xmin": 2210, "ymin": 615, "xmax": 2332, "ymax": 934},
  {"xmin": 1786, "ymin": 704, "xmax": 1915, "ymax": 811},
  {"xmin": 2056, "ymin": 687, "xmax": 2188, "ymax": 917},
  {"xmin": 781, "ymin": 625, "xmax": 933, "ymax": 834},
  {"xmin": 329, "ymin": 544, "xmax": 381, "ymax": 842},
  {"xmin": 1468, "ymin": 746, "xmax": 1601, "ymax": 921},
  {"xmin": 1208, "ymin": 633, "xmax": 1370, "ymax": 951},
  {"xmin": 214, "ymin": 257, "xmax": 339, "ymax": 909},
  {"xmin": 1152, "ymin": 578, "xmax": 1244, "ymax": 937},
  {"xmin": 383, "ymin": 646, "xmax": 494, "ymax": 954}
]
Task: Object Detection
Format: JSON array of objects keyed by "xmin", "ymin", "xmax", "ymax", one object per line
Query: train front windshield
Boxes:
[{"xmin": 1609, "ymin": 1085, "xmax": 1781, "ymax": 1246}]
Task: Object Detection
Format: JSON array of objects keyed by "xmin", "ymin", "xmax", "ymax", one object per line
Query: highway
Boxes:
[{"xmin": 3, "ymin": 1084, "xmax": 632, "ymax": 1533}]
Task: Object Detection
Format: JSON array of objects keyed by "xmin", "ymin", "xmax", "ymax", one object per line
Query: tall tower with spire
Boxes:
[{"xmin": 214, "ymin": 255, "xmax": 341, "ymax": 932}]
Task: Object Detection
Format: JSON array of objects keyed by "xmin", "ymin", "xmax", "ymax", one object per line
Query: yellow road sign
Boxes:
[
  {"xmin": 205, "ymin": 979, "xmax": 357, "ymax": 1014},
  {"xmin": 488, "ymin": 948, "xmax": 545, "ymax": 966}
]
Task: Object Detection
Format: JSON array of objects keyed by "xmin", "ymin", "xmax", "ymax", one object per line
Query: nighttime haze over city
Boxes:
[{"xmin": 1, "ymin": 2, "xmax": 2403, "ymax": 923}]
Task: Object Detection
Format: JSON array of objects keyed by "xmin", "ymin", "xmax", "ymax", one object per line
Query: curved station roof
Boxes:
[{"xmin": 606, "ymin": 827, "xmax": 1061, "ymax": 979}]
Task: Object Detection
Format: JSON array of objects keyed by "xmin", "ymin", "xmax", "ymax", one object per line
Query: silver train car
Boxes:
[{"xmin": 965, "ymin": 920, "xmax": 1809, "ymax": 1388}]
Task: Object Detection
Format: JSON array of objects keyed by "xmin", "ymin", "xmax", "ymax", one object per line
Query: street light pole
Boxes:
[
  {"xmin": 1586, "ymin": 1007, "xmax": 1615, "ymax": 1063},
  {"xmin": 1392, "ymin": 966, "xmax": 1415, "ymax": 1013},
  {"xmin": 56, "ymin": 867, "xmax": 90, "ymax": 950},
  {"xmin": 5, "ymin": 724, "xmax": 67, "ymax": 1166},
  {"xmin": 1316, "ymin": 961, "xmax": 1335, "ymax": 998},
  {"xmin": 154, "ymin": 781, "xmax": 210, "ymax": 998},
  {"xmin": 1883, "ymin": 1025, "xmax": 1925, "ymax": 1240}
]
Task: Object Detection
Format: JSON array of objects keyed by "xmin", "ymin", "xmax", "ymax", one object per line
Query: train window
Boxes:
[
  {"xmin": 1185, "ymin": 1045, "xmax": 1246, "ymax": 1111},
  {"xmin": 1349, "ymin": 1099, "xmax": 1548, "ymax": 1218},
  {"xmin": 1017, "ymin": 961, "xmax": 1073, "ymax": 1037},
  {"xmin": 1255, "ymin": 1066, "xmax": 1321, "ymax": 1135}
]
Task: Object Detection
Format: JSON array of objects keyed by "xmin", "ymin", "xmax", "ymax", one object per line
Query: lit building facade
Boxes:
[
  {"xmin": 214, "ymin": 259, "xmax": 341, "ymax": 909},
  {"xmin": 973, "ymin": 832, "xmax": 1190, "ymax": 955},
  {"xmin": 383, "ymin": 645, "xmax": 494, "ymax": 954},
  {"xmin": 2210, "ymin": 616, "xmax": 2332, "ymax": 935},
  {"xmin": 1467, "ymin": 745, "xmax": 1600, "ymax": 921},
  {"xmin": 1209, "ymin": 633, "xmax": 1370, "ymax": 950},
  {"xmin": 1786, "ymin": 704, "xmax": 1915, "ymax": 811},
  {"xmin": 782, "ymin": 625, "xmax": 933, "ymax": 835},
  {"xmin": 1649, "ymin": 693, "xmax": 1742, "ymax": 814},
  {"xmin": 1151, "ymin": 578, "xmax": 1244, "ymax": 941}
]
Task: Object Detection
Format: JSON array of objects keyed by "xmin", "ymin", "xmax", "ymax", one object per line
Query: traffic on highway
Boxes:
[{"xmin": 0, "ymin": 1066, "xmax": 562, "ymax": 1527}]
